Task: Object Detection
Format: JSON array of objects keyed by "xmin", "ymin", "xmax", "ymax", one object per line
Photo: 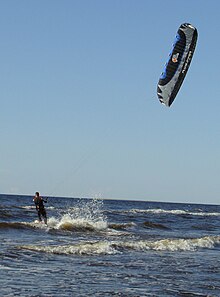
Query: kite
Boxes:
[{"xmin": 157, "ymin": 23, "xmax": 198, "ymax": 107}]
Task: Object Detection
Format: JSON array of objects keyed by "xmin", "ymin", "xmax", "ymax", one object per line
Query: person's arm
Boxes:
[{"xmin": 42, "ymin": 197, "xmax": 48, "ymax": 203}]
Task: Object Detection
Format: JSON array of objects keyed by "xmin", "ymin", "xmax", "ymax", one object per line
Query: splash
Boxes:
[{"xmin": 48, "ymin": 198, "xmax": 108, "ymax": 232}]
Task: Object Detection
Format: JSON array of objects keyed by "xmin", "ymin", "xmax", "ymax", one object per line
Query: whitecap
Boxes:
[
  {"xmin": 127, "ymin": 208, "xmax": 220, "ymax": 217},
  {"xmin": 20, "ymin": 235, "xmax": 220, "ymax": 256}
]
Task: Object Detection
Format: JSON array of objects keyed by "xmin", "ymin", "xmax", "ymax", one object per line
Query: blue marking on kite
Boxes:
[{"xmin": 159, "ymin": 33, "xmax": 181, "ymax": 80}]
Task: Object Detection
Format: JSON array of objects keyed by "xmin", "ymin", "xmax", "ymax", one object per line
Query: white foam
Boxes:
[
  {"xmin": 20, "ymin": 235, "xmax": 220, "ymax": 256},
  {"xmin": 24, "ymin": 221, "xmax": 48, "ymax": 229},
  {"xmin": 117, "ymin": 235, "xmax": 220, "ymax": 252},
  {"xmin": 47, "ymin": 214, "xmax": 107, "ymax": 231},
  {"xmin": 21, "ymin": 206, "xmax": 54, "ymax": 210},
  {"xmin": 21, "ymin": 240, "xmax": 117, "ymax": 256},
  {"xmin": 128, "ymin": 208, "xmax": 220, "ymax": 216},
  {"xmin": 47, "ymin": 198, "xmax": 108, "ymax": 232},
  {"xmin": 21, "ymin": 206, "xmax": 36, "ymax": 209}
]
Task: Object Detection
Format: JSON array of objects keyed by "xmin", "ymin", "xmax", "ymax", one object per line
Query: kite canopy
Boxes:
[{"xmin": 157, "ymin": 23, "xmax": 198, "ymax": 107}]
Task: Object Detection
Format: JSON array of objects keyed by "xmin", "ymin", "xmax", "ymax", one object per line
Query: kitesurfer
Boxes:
[{"xmin": 33, "ymin": 192, "xmax": 47, "ymax": 224}]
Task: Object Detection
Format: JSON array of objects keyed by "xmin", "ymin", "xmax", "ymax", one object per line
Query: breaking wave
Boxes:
[
  {"xmin": 47, "ymin": 215, "xmax": 107, "ymax": 232},
  {"xmin": 20, "ymin": 235, "xmax": 220, "ymax": 256},
  {"xmin": 125, "ymin": 208, "xmax": 220, "ymax": 216},
  {"xmin": 50, "ymin": 198, "xmax": 107, "ymax": 231}
]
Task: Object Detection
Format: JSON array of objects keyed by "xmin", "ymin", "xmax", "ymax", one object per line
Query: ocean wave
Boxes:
[
  {"xmin": 108, "ymin": 222, "xmax": 136, "ymax": 230},
  {"xmin": 126, "ymin": 208, "xmax": 220, "ymax": 217},
  {"xmin": 0, "ymin": 222, "xmax": 36, "ymax": 230},
  {"xmin": 0, "ymin": 216, "xmax": 107, "ymax": 233},
  {"xmin": 20, "ymin": 235, "xmax": 220, "ymax": 256},
  {"xmin": 46, "ymin": 198, "xmax": 108, "ymax": 232},
  {"xmin": 117, "ymin": 236, "xmax": 220, "ymax": 252},
  {"xmin": 20, "ymin": 241, "xmax": 117, "ymax": 256},
  {"xmin": 0, "ymin": 220, "xmax": 50, "ymax": 231},
  {"xmin": 0, "ymin": 218, "xmax": 130, "ymax": 237},
  {"xmin": 143, "ymin": 221, "xmax": 169, "ymax": 229},
  {"xmin": 47, "ymin": 215, "xmax": 107, "ymax": 232}
]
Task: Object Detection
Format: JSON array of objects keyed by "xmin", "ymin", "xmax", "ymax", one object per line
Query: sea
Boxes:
[{"xmin": 0, "ymin": 194, "xmax": 220, "ymax": 297}]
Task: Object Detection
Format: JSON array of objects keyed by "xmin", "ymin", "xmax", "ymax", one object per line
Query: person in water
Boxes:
[{"xmin": 33, "ymin": 192, "xmax": 47, "ymax": 224}]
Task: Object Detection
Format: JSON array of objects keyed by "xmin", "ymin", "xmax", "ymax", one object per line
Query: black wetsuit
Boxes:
[{"xmin": 34, "ymin": 197, "xmax": 47, "ymax": 224}]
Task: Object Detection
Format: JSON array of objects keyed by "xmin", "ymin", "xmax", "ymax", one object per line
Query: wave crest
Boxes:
[
  {"xmin": 47, "ymin": 198, "xmax": 108, "ymax": 232},
  {"xmin": 48, "ymin": 215, "xmax": 107, "ymax": 232},
  {"xmin": 126, "ymin": 208, "xmax": 220, "ymax": 216},
  {"xmin": 20, "ymin": 236, "xmax": 220, "ymax": 256}
]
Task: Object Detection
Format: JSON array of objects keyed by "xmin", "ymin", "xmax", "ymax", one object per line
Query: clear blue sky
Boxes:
[{"xmin": 0, "ymin": 0, "xmax": 220, "ymax": 204}]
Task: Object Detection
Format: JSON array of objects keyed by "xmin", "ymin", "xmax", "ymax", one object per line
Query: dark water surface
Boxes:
[{"xmin": 0, "ymin": 194, "xmax": 220, "ymax": 296}]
